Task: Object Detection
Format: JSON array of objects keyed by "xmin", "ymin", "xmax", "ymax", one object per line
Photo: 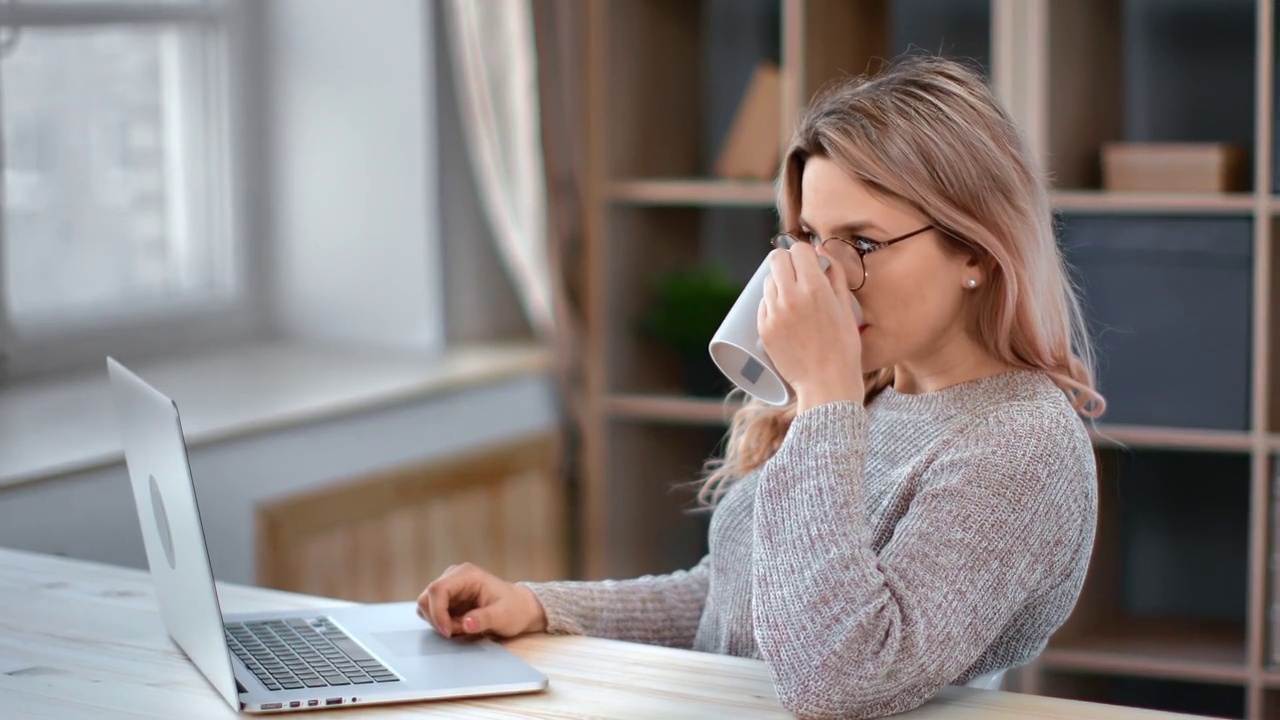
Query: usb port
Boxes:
[
  {"xmin": 261, "ymin": 703, "xmax": 282, "ymax": 710},
  {"xmin": 326, "ymin": 698, "xmax": 343, "ymax": 706},
  {"xmin": 289, "ymin": 701, "xmax": 301, "ymax": 708}
]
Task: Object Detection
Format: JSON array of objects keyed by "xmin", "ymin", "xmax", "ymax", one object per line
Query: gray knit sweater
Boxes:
[{"xmin": 522, "ymin": 370, "xmax": 1098, "ymax": 719}]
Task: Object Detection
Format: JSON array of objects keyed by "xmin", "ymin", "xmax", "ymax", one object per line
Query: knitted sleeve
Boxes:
[
  {"xmin": 517, "ymin": 555, "xmax": 711, "ymax": 649},
  {"xmin": 751, "ymin": 400, "xmax": 1095, "ymax": 720}
]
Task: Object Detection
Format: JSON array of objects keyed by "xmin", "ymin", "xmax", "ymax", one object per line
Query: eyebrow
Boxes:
[{"xmin": 797, "ymin": 217, "xmax": 886, "ymax": 237}]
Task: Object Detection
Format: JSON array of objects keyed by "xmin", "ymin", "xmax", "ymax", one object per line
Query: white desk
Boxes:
[{"xmin": 0, "ymin": 548, "xmax": 1205, "ymax": 718}]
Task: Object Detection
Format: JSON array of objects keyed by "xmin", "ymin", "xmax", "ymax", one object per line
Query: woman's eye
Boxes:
[{"xmin": 852, "ymin": 235, "xmax": 882, "ymax": 252}]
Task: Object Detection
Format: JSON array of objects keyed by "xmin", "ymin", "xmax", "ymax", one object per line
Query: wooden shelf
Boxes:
[
  {"xmin": 1088, "ymin": 424, "xmax": 1254, "ymax": 453},
  {"xmin": 1040, "ymin": 619, "xmax": 1248, "ymax": 685},
  {"xmin": 610, "ymin": 185, "xmax": 1261, "ymax": 211},
  {"xmin": 606, "ymin": 179, "xmax": 777, "ymax": 207},
  {"xmin": 606, "ymin": 394, "xmax": 740, "ymax": 426},
  {"xmin": 1053, "ymin": 191, "xmax": 1257, "ymax": 214},
  {"xmin": 605, "ymin": 394, "xmax": 1253, "ymax": 448},
  {"xmin": 604, "ymin": 397, "xmax": 1250, "ymax": 452}
]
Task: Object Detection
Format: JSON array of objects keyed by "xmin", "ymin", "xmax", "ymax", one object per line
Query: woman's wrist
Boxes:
[{"xmin": 514, "ymin": 582, "xmax": 549, "ymax": 634}]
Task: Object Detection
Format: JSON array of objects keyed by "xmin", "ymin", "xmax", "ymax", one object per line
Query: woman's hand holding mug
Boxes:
[{"xmin": 758, "ymin": 240, "xmax": 866, "ymax": 412}]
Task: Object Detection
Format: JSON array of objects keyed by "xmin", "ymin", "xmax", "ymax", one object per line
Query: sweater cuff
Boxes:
[
  {"xmin": 776, "ymin": 400, "xmax": 868, "ymax": 472},
  {"xmin": 516, "ymin": 581, "xmax": 586, "ymax": 636},
  {"xmin": 756, "ymin": 400, "xmax": 869, "ymax": 526}
]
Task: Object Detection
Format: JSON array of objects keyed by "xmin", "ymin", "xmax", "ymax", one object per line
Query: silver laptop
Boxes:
[{"xmin": 106, "ymin": 357, "xmax": 549, "ymax": 713}]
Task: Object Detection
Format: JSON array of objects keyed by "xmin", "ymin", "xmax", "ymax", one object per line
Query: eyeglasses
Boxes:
[{"xmin": 771, "ymin": 225, "xmax": 935, "ymax": 291}]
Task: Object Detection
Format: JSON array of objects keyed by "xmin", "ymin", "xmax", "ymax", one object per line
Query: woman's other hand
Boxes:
[{"xmin": 417, "ymin": 562, "xmax": 547, "ymax": 638}]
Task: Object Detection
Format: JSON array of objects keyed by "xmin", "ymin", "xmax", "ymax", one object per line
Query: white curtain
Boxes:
[{"xmin": 443, "ymin": 0, "xmax": 555, "ymax": 336}]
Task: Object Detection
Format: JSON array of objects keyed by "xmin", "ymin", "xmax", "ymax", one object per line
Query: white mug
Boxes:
[{"xmin": 707, "ymin": 245, "xmax": 864, "ymax": 406}]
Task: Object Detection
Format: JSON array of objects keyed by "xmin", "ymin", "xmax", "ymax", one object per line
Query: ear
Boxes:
[
  {"xmin": 939, "ymin": 228, "xmax": 990, "ymax": 287},
  {"xmin": 962, "ymin": 251, "xmax": 977, "ymax": 281},
  {"xmin": 960, "ymin": 250, "xmax": 996, "ymax": 290},
  {"xmin": 963, "ymin": 254, "xmax": 984, "ymax": 284}
]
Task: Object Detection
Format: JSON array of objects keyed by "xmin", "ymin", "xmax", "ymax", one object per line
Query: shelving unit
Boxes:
[
  {"xmin": 1053, "ymin": 191, "xmax": 1257, "ymax": 215},
  {"xmin": 605, "ymin": 394, "xmax": 743, "ymax": 426},
  {"xmin": 576, "ymin": 0, "xmax": 1280, "ymax": 717},
  {"xmin": 1039, "ymin": 617, "xmax": 1249, "ymax": 685},
  {"xmin": 606, "ymin": 179, "xmax": 776, "ymax": 206},
  {"xmin": 1089, "ymin": 426, "xmax": 1255, "ymax": 454}
]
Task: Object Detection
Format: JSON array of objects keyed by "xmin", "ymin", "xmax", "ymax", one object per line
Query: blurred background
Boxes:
[{"xmin": 0, "ymin": 0, "xmax": 1277, "ymax": 718}]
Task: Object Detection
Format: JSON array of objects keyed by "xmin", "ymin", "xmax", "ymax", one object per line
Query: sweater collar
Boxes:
[{"xmin": 871, "ymin": 368, "xmax": 1054, "ymax": 415}]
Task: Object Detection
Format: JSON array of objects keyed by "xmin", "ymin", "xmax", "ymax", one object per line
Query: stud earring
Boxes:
[{"xmin": 966, "ymin": 279, "xmax": 978, "ymax": 288}]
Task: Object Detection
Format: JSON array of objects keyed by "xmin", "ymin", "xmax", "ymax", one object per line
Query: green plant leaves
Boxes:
[{"xmin": 639, "ymin": 265, "xmax": 745, "ymax": 359}]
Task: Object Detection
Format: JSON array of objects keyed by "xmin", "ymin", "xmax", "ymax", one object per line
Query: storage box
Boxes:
[
  {"xmin": 1058, "ymin": 215, "xmax": 1252, "ymax": 430},
  {"xmin": 1271, "ymin": 462, "xmax": 1280, "ymax": 665},
  {"xmin": 714, "ymin": 62, "xmax": 781, "ymax": 181},
  {"xmin": 1116, "ymin": 450, "xmax": 1248, "ymax": 622},
  {"xmin": 1101, "ymin": 142, "xmax": 1248, "ymax": 193}
]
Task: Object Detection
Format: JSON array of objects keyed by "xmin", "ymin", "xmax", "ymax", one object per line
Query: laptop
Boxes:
[{"xmin": 106, "ymin": 357, "xmax": 549, "ymax": 713}]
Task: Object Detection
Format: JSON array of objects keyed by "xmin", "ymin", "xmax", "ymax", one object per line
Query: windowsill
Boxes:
[{"xmin": 0, "ymin": 339, "xmax": 555, "ymax": 491}]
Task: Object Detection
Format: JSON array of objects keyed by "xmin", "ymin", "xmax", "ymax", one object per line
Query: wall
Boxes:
[
  {"xmin": 266, "ymin": 0, "xmax": 529, "ymax": 347},
  {"xmin": 266, "ymin": 0, "xmax": 444, "ymax": 352}
]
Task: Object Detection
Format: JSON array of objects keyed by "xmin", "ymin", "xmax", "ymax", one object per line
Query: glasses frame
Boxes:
[{"xmin": 772, "ymin": 225, "xmax": 935, "ymax": 291}]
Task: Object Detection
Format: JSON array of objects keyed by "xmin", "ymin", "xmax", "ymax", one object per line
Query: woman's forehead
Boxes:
[{"xmin": 800, "ymin": 159, "xmax": 919, "ymax": 231}]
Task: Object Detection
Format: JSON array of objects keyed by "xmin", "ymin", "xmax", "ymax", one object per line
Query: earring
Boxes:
[{"xmin": 966, "ymin": 279, "xmax": 978, "ymax": 288}]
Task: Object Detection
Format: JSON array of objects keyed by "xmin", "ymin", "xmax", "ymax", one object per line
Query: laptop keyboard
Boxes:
[{"xmin": 225, "ymin": 617, "xmax": 400, "ymax": 691}]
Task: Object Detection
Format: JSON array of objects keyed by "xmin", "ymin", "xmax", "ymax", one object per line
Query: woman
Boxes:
[{"xmin": 418, "ymin": 55, "xmax": 1103, "ymax": 720}]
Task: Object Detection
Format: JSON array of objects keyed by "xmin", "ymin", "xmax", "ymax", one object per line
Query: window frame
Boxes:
[{"xmin": 0, "ymin": 0, "xmax": 262, "ymax": 382}]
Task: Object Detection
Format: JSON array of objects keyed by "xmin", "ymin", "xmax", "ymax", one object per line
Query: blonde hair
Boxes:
[{"xmin": 698, "ymin": 55, "xmax": 1105, "ymax": 505}]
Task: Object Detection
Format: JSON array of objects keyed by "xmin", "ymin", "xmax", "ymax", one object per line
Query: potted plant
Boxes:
[{"xmin": 639, "ymin": 264, "xmax": 744, "ymax": 398}]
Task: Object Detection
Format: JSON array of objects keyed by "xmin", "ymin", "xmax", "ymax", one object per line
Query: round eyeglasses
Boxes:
[{"xmin": 772, "ymin": 225, "xmax": 935, "ymax": 291}]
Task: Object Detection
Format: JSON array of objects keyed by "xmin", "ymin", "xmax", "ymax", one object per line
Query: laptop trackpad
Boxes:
[{"xmin": 372, "ymin": 630, "xmax": 487, "ymax": 658}]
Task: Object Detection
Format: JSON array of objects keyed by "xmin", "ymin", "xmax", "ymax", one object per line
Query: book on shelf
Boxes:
[
  {"xmin": 1101, "ymin": 142, "xmax": 1248, "ymax": 194},
  {"xmin": 714, "ymin": 62, "xmax": 782, "ymax": 182},
  {"xmin": 1272, "ymin": 463, "xmax": 1280, "ymax": 666}
]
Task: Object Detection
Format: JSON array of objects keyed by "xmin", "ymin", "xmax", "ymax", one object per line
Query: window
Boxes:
[{"xmin": 0, "ymin": 0, "xmax": 252, "ymax": 380}]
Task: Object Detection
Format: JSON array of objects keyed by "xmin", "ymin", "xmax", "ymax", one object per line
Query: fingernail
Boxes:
[{"xmin": 462, "ymin": 617, "xmax": 477, "ymax": 633}]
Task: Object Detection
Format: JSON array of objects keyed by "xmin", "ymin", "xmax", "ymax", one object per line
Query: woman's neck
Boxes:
[{"xmin": 891, "ymin": 334, "xmax": 1013, "ymax": 395}]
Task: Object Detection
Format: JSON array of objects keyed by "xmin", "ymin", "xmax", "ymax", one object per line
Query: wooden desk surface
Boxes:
[{"xmin": 0, "ymin": 547, "xmax": 1205, "ymax": 719}]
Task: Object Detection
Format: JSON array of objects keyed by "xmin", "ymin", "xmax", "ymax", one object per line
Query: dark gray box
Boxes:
[
  {"xmin": 1059, "ymin": 215, "xmax": 1253, "ymax": 430},
  {"xmin": 1122, "ymin": 0, "xmax": 1254, "ymax": 151},
  {"xmin": 1115, "ymin": 449, "xmax": 1249, "ymax": 623}
]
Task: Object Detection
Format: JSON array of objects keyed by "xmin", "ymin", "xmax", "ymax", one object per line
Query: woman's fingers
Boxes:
[
  {"xmin": 816, "ymin": 251, "xmax": 857, "ymax": 322},
  {"xmin": 457, "ymin": 604, "xmax": 499, "ymax": 636},
  {"xmin": 787, "ymin": 240, "xmax": 833, "ymax": 294},
  {"xmin": 418, "ymin": 563, "xmax": 482, "ymax": 638},
  {"xmin": 767, "ymin": 248, "xmax": 796, "ymax": 293},
  {"xmin": 420, "ymin": 579, "xmax": 454, "ymax": 637}
]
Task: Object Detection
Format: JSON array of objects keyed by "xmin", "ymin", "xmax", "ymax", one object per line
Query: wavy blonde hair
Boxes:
[{"xmin": 697, "ymin": 55, "xmax": 1105, "ymax": 505}]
